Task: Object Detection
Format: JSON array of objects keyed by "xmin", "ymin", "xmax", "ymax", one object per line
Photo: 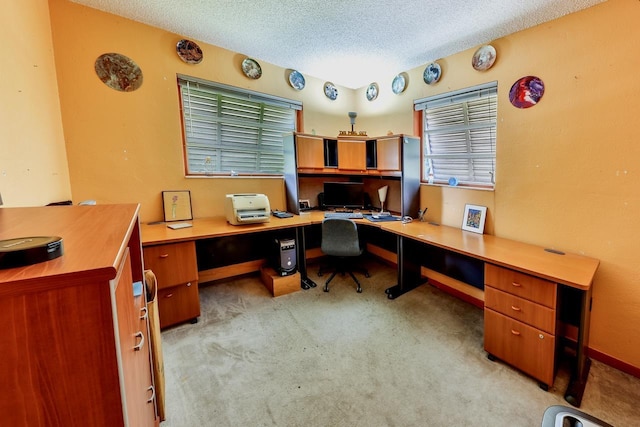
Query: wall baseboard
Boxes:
[{"xmin": 588, "ymin": 347, "xmax": 640, "ymax": 379}]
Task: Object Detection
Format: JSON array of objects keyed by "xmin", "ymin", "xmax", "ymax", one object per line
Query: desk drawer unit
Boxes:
[
  {"xmin": 144, "ymin": 241, "xmax": 200, "ymax": 328},
  {"xmin": 484, "ymin": 264, "xmax": 558, "ymax": 388}
]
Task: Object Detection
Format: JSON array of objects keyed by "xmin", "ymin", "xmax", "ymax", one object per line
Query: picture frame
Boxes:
[
  {"xmin": 299, "ymin": 199, "xmax": 310, "ymax": 210},
  {"xmin": 461, "ymin": 204, "xmax": 487, "ymax": 234},
  {"xmin": 162, "ymin": 190, "xmax": 193, "ymax": 222}
]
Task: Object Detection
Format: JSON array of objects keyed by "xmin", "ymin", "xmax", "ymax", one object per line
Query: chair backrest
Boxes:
[{"xmin": 321, "ymin": 218, "xmax": 363, "ymax": 257}]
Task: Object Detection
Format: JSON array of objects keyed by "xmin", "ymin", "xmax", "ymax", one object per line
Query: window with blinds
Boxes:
[
  {"xmin": 414, "ymin": 82, "xmax": 497, "ymax": 188},
  {"xmin": 178, "ymin": 75, "xmax": 301, "ymax": 175}
]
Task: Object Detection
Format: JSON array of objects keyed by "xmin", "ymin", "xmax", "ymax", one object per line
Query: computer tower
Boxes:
[{"xmin": 272, "ymin": 238, "xmax": 297, "ymax": 276}]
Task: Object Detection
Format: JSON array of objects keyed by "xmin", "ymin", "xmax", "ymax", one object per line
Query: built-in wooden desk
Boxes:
[{"xmin": 141, "ymin": 212, "xmax": 599, "ymax": 407}]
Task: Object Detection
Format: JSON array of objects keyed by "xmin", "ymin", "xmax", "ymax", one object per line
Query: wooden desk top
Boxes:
[
  {"xmin": 141, "ymin": 214, "xmax": 313, "ymax": 246},
  {"xmin": 381, "ymin": 220, "xmax": 599, "ymax": 290},
  {"xmin": 141, "ymin": 212, "xmax": 598, "ymax": 291}
]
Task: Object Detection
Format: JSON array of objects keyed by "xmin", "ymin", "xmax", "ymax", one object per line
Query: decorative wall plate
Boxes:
[
  {"xmin": 176, "ymin": 39, "xmax": 203, "ymax": 64},
  {"xmin": 324, "ymin": 82, "xmax": 338, "ymax": 100},
  {"xmin": 472, "ymin": 45, "xmax": 497, "ymax": 71},
  {"xmin": 423, "ymin": 62, "xmax": 442, "ymax": 85},
  {"xmin": 392, "ymin": 73, "xmax": 407, "ymax": 94},
  {"xmin": 509, "ymin": 76, "xmax": 545, "ymax": 108},
  {"xmin": 288, "ymin": 70, "xmax": 305, "ymax": 90},
  {"xmin": 366, "ymin": 82, "xmax": 379, "ymax": 101},
  {"xmin": 94, "ymin": 53, "xmax": 143, "ymax": 92},
  {"xmin": 241, "ymin": 58, "xmax": 262, "ymax": 79}
]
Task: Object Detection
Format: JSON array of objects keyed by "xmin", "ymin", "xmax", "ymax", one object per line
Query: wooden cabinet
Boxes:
[
  {"xmin": 296, "ymin": 135, "xmax": 325, "ymax": 169},
  {"xmin": 143, "ymin": 241, "xmax": 200, "ymax": 329},
  {"xmin": 484, "ymin": 263, "xmax": 558, "ymax": 388},
  {"xmin": 337, "ymin": 139, "xmax": 367, "ymax": 171},
  {"xmin": 0, "ymin": 204, "xmax": 157, "ymax": 427},
  {"xmin": 376, "ymin": 136, "xmax": 401, "ymax": 171}
]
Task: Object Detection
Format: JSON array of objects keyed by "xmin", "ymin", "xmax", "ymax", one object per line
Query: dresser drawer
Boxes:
[
  {"xmin": 485, "ymin": 286, "xmax": 556, "ymax": 334},
  {"xmin": 484, "ymin": 309, "xmax": 556, "ymax": 386},
  {"xmin": 144, "ymin": 241, "xmax": 198, "ymax": 289},
  {"xmin": 485, "ymin": 264, "xmax": 557, "ymax": 308},
  {"xmin": 157, "ymin": 281, "xmax": 200, "ymax": 329}
]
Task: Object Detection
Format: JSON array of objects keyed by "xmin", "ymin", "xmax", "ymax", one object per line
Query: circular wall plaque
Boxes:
[
  {"xmin": 472, "ymin": 45, "xmax": 497, "ymax": 71},
  {"xmin": 509, "ymin": 76, "xmax": 545, "ymax": 108},
  {"xmin": 423, "ymin": 62, "xmax": 442, "ymax": 85},
  {"xmin": 392, "ymin": 73, "xmax": 407, "ymax": 94},
  {"xmin": 324, "ymin": 82, "xmax": 338, "ymax": 100},
  {"xmin": 366, "ymin": 82, "xmax": 379, "ymax": 101},
  {"xmin": 94, "ymin": 53, "xmax": 143, "ymax": 92},
  {"xmin": 176, "ymin": 39, "xmax": 203, "ymax": 64}
]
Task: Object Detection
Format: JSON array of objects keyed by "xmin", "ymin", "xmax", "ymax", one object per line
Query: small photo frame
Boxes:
[
  {"xmin": 461, "ymin": 204, "xmax": 487, "ymax": 234},
  {"xmin": 162, "ymin": 190, "xmax": 193, "ymax": 222},
  {"xmin": 299, "ymin": 199, "xmax": 310, "ymax": 210}
]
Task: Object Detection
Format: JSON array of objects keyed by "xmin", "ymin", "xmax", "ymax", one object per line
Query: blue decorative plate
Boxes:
[
  {"xmin": 288, "ymin": 70, "xmax": 305, "ymax": 90},
  {"xmin": 366, "ymin": 82, "xmax": 379, "ymax": 101},
  {"xmin": 423, "ymin": 62, "xmax": 442, "ymax": 85},
  {"xmin": 392, "ymin": 73, "xmax": 406, "ymax": 94},
  {"xmin": 324, "ymin": 82, "xmax": 338, "ymax": 100}
]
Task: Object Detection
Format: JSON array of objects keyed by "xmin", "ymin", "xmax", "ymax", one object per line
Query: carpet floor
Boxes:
[{"xmin": 158, "ymin": 259, "xmax": 639, "ymax": 427}]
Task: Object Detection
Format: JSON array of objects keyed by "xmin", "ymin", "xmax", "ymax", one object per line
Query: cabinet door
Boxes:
[
  {"xmin": 338, "ymin": 140, "xmax": 366, "ymax": 171},
  {"xmin": 376, "ymin": 137, "xmax": 401, "ymax": 171},
  {"xmin": 296, "ymin": 135, "xmax": 325, "ymax": 169},
  {"xmin": 143, "ymin": 241, "xmax": 198, "ymax": 289},
  {"xmin": 115, "ymin": 249, "xmax": 156, "ymax": 427}
]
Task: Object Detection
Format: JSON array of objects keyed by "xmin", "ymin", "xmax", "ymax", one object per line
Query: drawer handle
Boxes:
[
  {"xmin": 147, "ymin": 385, "xmax": 156, "ymax": 403},
  {"xmin": 134, "ymin": 331, "xmax": 145, "ymax": 351},
  {"xmin": 164, "ymin": 293, "xmax": 174, "ymax": 298},
  {"xmin": 140, "ymin": 306, "xmax": 148, "ymax": 320},
  {"xmin": 510, "ymin": 305, "xmax": 521, "ymax": 312},
  {"xmin": 511, "ymin": 282, "xmax": 521, "ymax": 287},
  {"xmin": 510, "ymin": 329, "xmax": 521, "ymax": 336},
  {"xmin": 187, "ymin": 282, "xmax": 192, "ymax": 287},
  {"xmin": 159, "ymin": 253, "xmax": 169, "ymax": 258}
]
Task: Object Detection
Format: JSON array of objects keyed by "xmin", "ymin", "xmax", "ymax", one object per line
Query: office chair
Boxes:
[{"xmin": 319, "ymin": 218, "xmax": 369, "ymax": 293}]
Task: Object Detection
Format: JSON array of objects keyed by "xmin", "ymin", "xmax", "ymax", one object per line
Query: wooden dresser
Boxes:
[{"xmin": 0, "ymin": 204, "xmax": 158, "ymax": 427}]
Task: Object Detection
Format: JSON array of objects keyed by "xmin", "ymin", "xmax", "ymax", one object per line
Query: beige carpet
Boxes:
[{"xmin": 158, "ymin": 260, "xmax": 639, "ymax": 427}]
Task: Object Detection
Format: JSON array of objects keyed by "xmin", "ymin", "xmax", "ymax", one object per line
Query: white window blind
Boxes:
[
  {"xmin": 415, "ymin": 82, "xmax": 497, "ymax": 188},
  {"xmin": 178, "ymin": 75, "xmax": 301, "ymax": 175}
]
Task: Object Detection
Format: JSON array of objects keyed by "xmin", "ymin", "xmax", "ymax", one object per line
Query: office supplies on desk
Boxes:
[
  {"xmin": 167, "ymin": 222, "xmax": 192, "ymax": 229},
  {"xmin": 272, "ymin": 210, "xmax": 294, "ymax": 218},
  {"xmin": 225, "ymin": 193, "xmax": 271, "ymax": 225},
  {"xmin": 363, "ymin": 214, "xmax": 400, "ymax": 222}
]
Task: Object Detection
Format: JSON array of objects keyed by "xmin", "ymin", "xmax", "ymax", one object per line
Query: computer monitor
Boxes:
[{"xmin": 323, "ymin": 182, "xmax": 364, "ymax": 209}]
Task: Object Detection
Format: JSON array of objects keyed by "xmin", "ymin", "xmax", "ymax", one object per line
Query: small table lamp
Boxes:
[{"xmin": 378, "ymin": 185, "xmax": 389, "ymax": 216}]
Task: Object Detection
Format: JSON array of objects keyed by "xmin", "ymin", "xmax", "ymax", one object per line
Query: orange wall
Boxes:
[
  {"xmin": 0, "ymin": 0, "xmax": 70, "ymax": 206},
  {"xmin": 45, "ymin": 0, "xmax": 640, "ymax": 370}
]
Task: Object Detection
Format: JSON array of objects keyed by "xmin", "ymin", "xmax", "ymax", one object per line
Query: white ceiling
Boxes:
[{"xmin": 70, "ymin": 0, "xmax": 605, "ymax": 89}]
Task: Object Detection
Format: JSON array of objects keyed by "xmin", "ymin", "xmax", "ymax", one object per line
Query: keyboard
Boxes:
[{"xmin": 324, "ymin": 212, "xmax": 364, "ymax": 219}]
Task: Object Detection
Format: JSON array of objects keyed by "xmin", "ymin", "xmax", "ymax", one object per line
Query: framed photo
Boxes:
[
  {"xmin": 299, "ymin": 199, "xmax": 310, "ymax": 210},
  {"xmin": 461, "ymin": 204, "xmax": 487, "ymax": 234},
  {"xmin": 162, "ymin": 190, "xmax": 193, "ymax": 222}
]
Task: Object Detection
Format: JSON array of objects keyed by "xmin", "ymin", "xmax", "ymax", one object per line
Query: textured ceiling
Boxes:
[{"xmin": 70, "ymin": 0, "xmax": 605, "ymax": 89}]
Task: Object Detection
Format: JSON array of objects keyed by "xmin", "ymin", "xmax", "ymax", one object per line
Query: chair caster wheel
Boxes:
[
  {"xmin": 487, "ymin": 353, "xmax": 497, "ymax": 361},
  {"xmin": 357, "ymin": 288, "xmax": 362, "ymax": 293},
  {"xmin": 323, "ymin": 285, "xmax": 329, "ymax": 292},
  {"xmin": 539, "ymin": 383, "xmax": 549, "ymax": 392}
]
